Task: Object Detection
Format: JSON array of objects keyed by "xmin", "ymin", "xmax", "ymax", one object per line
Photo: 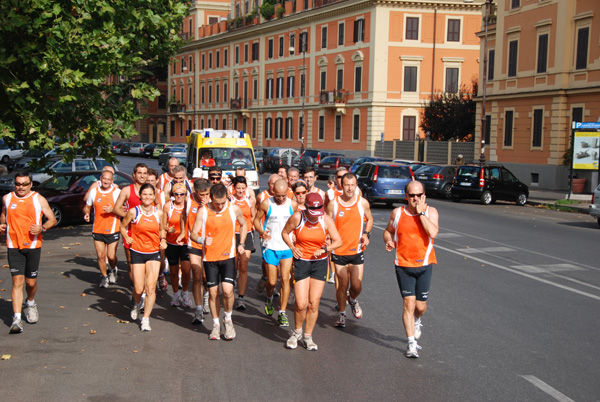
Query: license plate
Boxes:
[
  {"xmin": 322, "ymin": 165, "xmax": 330, "ymax": 168},
  {"xmin": 460, "ymin": 182, "xmax": 472, "ymax": 187},
  {"xmin": 418, "ymin": 175, "xmax": 427, "ymax": 180},
  {"xmin": 386, "ymin": 189, "xmax": 404, "ymax": 195}
]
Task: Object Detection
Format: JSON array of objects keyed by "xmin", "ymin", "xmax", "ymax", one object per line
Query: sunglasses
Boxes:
[
  {"xmin": 15, "ymin": 182, "xmax": 32, "ymax": 187},
  {"xmin": 209, "ymin": 176, "xmax": 222, "ymax": 180},
  {"xmin": 336, "ymin": 175, "xmax": 344, "ymax": 179},
  {"xmin": 295, "ymin": 191, "xmax": 307, "ymax": 195},
  {"xmin": 408, "ymin": 193, "xmax": 424, "ymax": 198},
  {"xmin": 306, "ymin": 205, "xmax": 322, "ymax": 210},
  {"xmin": 173, "ymin": 193, "xmax": 186, "ymax": 197}
]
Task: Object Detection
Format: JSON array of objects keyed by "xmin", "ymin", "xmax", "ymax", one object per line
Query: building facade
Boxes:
[
  {"xmin": 475, "ymin": 0, "xmax": 600, "ymax": 191},
  {"xmin": 168, "ymin": 0, "xmax": 483, "ymax": 157}
]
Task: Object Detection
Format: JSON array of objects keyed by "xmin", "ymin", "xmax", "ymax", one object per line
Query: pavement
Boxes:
[{"xmin": 527, "ymin": 188, "xmax": 593, "ymax": 213}]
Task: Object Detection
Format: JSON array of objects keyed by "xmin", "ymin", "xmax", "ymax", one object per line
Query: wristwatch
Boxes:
[
  {"xmin": 363, "ymin": 231, "xmax": 371, "ymax": 239},
  {"xmin": 420, "ymin": 211, "xmax": 426, "ymax": 216},
  {"xmin": 238, "ymin": 243, "xmax": 245, "ymax": 248}
]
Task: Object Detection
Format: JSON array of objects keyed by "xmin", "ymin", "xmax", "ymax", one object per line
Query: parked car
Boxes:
[
  {"xmin": 589, "ymin": 184, "xmax": 600, "ymax": 227},
  {"xmin": 265, "ymin": 148, "xmax": 300, "ymax": 172},
  {"xmin": 355, "ymin": 162, "xmax": 414, "ymax": 206},
  {"xmin": 451, "ymin": 164, "xmax": 529, "ymax": 205},
  {"xmin": 394, "ymin": 160, "xmax": 430, "ymax": 172},
  {"xmin": 36, "ymin": 171, "xmax": 133, "ymax": 226},
  {"xmin": 127, "ymin": 142, "xmax": 147, "ymax": 156},
  {"xmin": 152, "ymin": 143, "xmax": 170, "ymax": 158},
  {"xmin": 120, "ymin": 143, "xmax": 132, "ymax": 155},
  {"xmin": 0, "ymin": 157, "xmax": 117, "ymax": 196},
  {"xmin": 317, "ymin": 156, "xmax": 355, "ymax": 179},
  {"xmin": 350, "ymin": 157, "xmax": 392, "ymax": 174},
  {"xmin": 142, "ymin": 144, "xmax": 159, "ymax": 158},
  {"xmin": 0, "ymin": 140, "xmax": 25, "ymax": 165},
  {"xmin": 413, "ymin": 164, "xmax": 457, "ymax": 199},
  {"xmin": 254, "ymin": 150, "xmax": 266, "ymax": 173},
  {"xmin": 7, "ymin": 147, "xmax": 59, "ymax": 172},
  {"xmin": 296, "ymin": 149, "xmax": 345, "ymax": 171},
  {"xmin": 158, "ymin": 146, "xmax": 187, "ymax": 166}
]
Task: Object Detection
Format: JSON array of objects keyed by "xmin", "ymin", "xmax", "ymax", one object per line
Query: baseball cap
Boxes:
[
  {"xmin": 305, "ymin": 193, "xmax": 324, "ymax": 216},
  {"xmin": 192, "ymin": 168, "xmax": 203, "ymax": 178},
  {"xmin": 172, "ymin": 183, "xmax": 186, "ymax": 194}
]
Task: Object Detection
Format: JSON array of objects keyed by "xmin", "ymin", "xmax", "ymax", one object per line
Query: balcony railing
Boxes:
[
  {"xmin": 230, "ymin": 98, "xmax": 249, "ymax": 110},
  {"xmin": 169, "ymin": 103, "xmax": 186, "ymax": 113},
  {"xmin": 313, "ymin": 0, "xmax": 342, "ymax": 7},
  {"xmin": 319, "ymin": 89, "xmax": 347, "ymax": 105}
]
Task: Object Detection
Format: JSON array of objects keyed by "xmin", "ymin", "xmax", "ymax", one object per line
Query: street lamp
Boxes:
[{"xmin": 479, "ymin": 0, "xmax": 492, "ymax": 165}]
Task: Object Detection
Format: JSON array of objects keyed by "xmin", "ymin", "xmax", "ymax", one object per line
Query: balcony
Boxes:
[
  {"xmin": 319, "ymin": 90, "xmax": 347, "ymax": 115},
  {"xmin": 169, "ymin": 102, "xmax": 186, "ymax": 119},
  {"xmin": 230, "ymin": 98, "xmax": 250, "ymax": 118}
]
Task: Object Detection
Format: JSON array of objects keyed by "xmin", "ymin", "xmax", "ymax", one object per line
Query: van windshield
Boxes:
[{"xmin": 199, "ymin": 147, "xmax": 255, "ymax": 170}]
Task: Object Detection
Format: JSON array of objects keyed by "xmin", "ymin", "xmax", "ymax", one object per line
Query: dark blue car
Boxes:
[
  {"xmin": 349, "ymin": 156, "xmax": 392, "ymax": 174},
  {"xmin": 355, "ymin": 162, "xmax": 414, "ymax": 206}
]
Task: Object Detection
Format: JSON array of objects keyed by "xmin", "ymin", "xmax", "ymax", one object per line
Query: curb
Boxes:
[{"xmin": 527, "ymin": 199, "xmax": 590, "ymax": 214}]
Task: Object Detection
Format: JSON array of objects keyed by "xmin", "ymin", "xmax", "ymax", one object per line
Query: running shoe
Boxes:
[
  {"xmin": 209, "ymin": 323, "xmax": 220, "ymax": 340},
  {"xmin": 286, "ymin": 330, "xmax": 302, "ymax": 349},
  {"xmin": 99, "ymin": 276, "xmax": 109, "ymax": 289},
  {"xmin": 304, "ymin": 335, "xmax": 318, "ymax": 351},
  {"xmin": 264, "ymin": 298, "xmax": 274, "ymax": 316},
  {"xmin": 130, "ymin": 303, "xmax": 140, "ymax": 321},
  {"xmin": 140, "ymin": 319, "xmax": 151, "ymax": 332},
  {"xmin": 277, "ymin": 312, "xmax": 290, "ymax": 327},
  {"xmin": 405, "ymin": 341, "xmax": 421, "ymax": 358},
  {"xmin": 273, "ymin": 288, "xmax": 280, "ymax": 298},
  {"xmin": 157, "ymin": 273, "xmax": 168, "ymax": 291},
  {"xmin": 235, "ymin": 297, "xmax": 246, "ymax": 311},
  {"xmin": 350, "ymin": 300, "xmax": 363, "ymax": 319},
  {"xmin": 414, "ymin": 318, "xmax": 422, "ymax": 340},
  {"xmin": 192, "ymin": 309, "xmax": 204, "ymax": 325},
  {"xmin": 171, "ymin": 291, "xmax": 181, "ymax": 307},
  {"xmin": 335, "ymin": 312, "xmax": 346, "ymax": 328},
  {"xmin": 223, "ymin": 318, "xmax": 236, "ymax": 340},
  {"xmin": 202, "ymin": 292, "xmax": 209, "ymax": 313},
  {"xmin": 327, "ymin": 274, "xmax": 335, "ymax": 284},
  {"xmin": 140, "ymin": 293, "xmax": 146, "ymax": 312},
  {"xmin": 181, "ymin": 292, "xmax": 194, "ymax": 309},
  {"xmin": 256, "ymin": 276, "xmax": 267, "ymax": 292},
  {"xmin": 108, "ymin": 270, "xmax": 117, "ymax": 284},
  {"xmin": 24, "ymin": 303, "xmax": 39, "ymax": 324},
  {"xmin": 9, "ymin": 317, "xmax": 23, "ymax": 334}
]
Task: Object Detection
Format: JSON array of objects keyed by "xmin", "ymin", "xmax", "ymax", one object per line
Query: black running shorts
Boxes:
[
  {"xmin": 204, "ymin": 258, "xmax": 235, "ymax": 288},
  {"xmin": 8, "ymin": 248, "xmax": 41, "ymax": 278},
  {"xmin": 394, "ymin": 264, "xmax": 433, "ymax": 301}
]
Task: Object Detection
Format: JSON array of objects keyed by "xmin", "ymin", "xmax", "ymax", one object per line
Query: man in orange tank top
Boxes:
[
  {"xmin": 0, "ymin": 172, "xmax": 57, "ymax": 334},
  {"xmin": 383, "ymin": 180, "xmax": 439, "ymax": 358},
  {"xmin": 326, "ymin": 172, "xmax": 373, "ymax": 328},
  {"xmin": 158, "ymin": 157, "xmax": 180, "ymax": 190}
]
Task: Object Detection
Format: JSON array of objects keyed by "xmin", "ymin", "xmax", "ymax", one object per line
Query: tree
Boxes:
[
  {"xmin": 420, "ymin": 81, "xmax": 477, "ymax": 142},
  {"xmin": 0, "ymin": 0, "xmax": 189, "ymax": 163}
]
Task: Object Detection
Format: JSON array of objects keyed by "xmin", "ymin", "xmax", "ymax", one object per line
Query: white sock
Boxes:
[
  {"xmin": 348, "ymin": 296, "xmax": 356, "ymax": 304},
  {"xmin": 408, "ymin": 336, "xmax": 416, "ymax": 343},
  {"xmin": 279, "ymin": 310, "xmax": 285, "ymax": 314},
  {"xmin": 213, "ymin": 318, "xmax": 219, "ymax": 326},
  {"xmin": 26, "ymin": 299, "xmax": 35, "ymax": 307},
  {"xmin": 14, "ymin": 313, "xmax": 21, "ymax": 320},
  {"xmin": 224, "ymin": 311, "xmax": 232, "ymax": 320},
  {"xmin": 182, "ymin": 290, "xmax": 188, "ymax": 297},
  {"xmin": 196, "ymin": 305, "xmax": 203, "ymax": 311}
]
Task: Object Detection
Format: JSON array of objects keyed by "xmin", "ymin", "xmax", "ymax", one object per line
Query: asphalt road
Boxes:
[{"xmin": 0, "ymin": 156, "xmax": 598, "ymax": 401}]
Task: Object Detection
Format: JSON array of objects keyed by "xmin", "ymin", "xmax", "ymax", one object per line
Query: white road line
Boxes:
[{"xmin": 520, "ymin": 375, "xmax": 575, "ymax": 402}]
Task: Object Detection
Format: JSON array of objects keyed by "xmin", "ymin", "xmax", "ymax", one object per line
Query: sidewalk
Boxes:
[{"xmin": 527, "ymin": 188, "xmax": 592, "ymax": 214}]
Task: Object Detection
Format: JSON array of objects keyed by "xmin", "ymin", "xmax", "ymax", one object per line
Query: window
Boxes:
[
  {"xmin": 234, "ymin": 81, "xmax": 239, "ymax": 99},
  {"xmin": 188, "ymin": 87, "xmax": 192, "ymax": 104},
  {"xmin": 511, "ymin": 0, "xmax": 520, "ymax": 9},
  {"xmin": 299, "ymin": 116, "xmax": 304, "ymax": 139},
  {"xmin": 290, "ymin": 34, "xmax": 295, "ymax": 50},
  {"xmin": 279, "ymin": 36, "xmax": 284, "ymax": 57},
  {"xmin": 173, "ymin": 62, "xmax": 177, "ymax": 75},
  {"xmin": 216, "ymin": 83, "xmax": 220, "ymax": 102},
  {"xmin": 508, "ymin": 40, "xmax": 518, "ymax": 77},
  {"xmin": 209, "ymin": 52, "xmax": 212, "ymax": 69},
  {"xmin": 355, "ymin": 66, "xmax": 362, "ymax": 92},
  {"xmin": 576, "ymin": 27, "xmax": 589, "ymax": 70},
  {"xmin": 572, "ymin": 107, "xmax": 583, "ymax": 124},
  {"xmin": 287, "ymin": 76, "xmax": 295, "ymax": 97},
  {"xmin": 447, "ymin": 19, "xmax": 460, "ymax": 42},
  {"xmin": 266, "ymin": 78, "xmax": 273, "ymax": 99},
  {"xmin": 224, "ymin": 48, "xmax": 228, "ymax": 66},
  {"xmin": 268, "ymin": 39, "xmax": 273, "ymax": 59},
  {"xmin": 285, "ymin": 117, "xmax": 293, "ymax": 139},
  {"xmin": 404, "ymin": 66, "xmax": 417, "ymax": 92},
  {"xmin": 189, "ymin": 56, "xmax": 193, "ymax": 71},
  {"xmin": 265, "ymin": 117, "xmax": 272, "ymax": 139},
  {"xmin": 201, "ymin": 118, "xmax": 204, "ymax": 130},
  {"xmin": 189, "ymin": 18, "xmax": 193, "ymax": 37},
  {"xmin": 244, "ymin": 44, "xmax": 248, "ymax": 63},
  {"xmin": 216, "ymin": 50, "xmax": 220, "ymax": 68},
  {"xmin": 335, "ymin": 115, "xmax": 342, "ymax": 141},
  {"xmin": 318, "ymin": 116, "xmax": 325, "ymax": 140},
  {"xmin": 215, "ymin": 118, "xmax": 219, "ymax": 130},
  {"xmin": 301, "ymin": 74, "xmax": 306, "ymax": 96},
  {"xmin": 275, "ymin": 117, "xmax": 283, "ymax": 139},
  {"xmin": 244, "ymin": 0, "xmax": 249, "ymax": 14},
  {"xmin": 252, "ymin": 42, "xmax": 259, "ymax": 61},
  {"xmin": 532, "ymin": 109, "xmax": 543, "ymax": 148},
  {"xmin": 320, "ymin": 71, "xmax": 327, "ymax": 91},
  {"xmin": 235, "ymin": 46, "xmax": 240, "ymax": 64},
  {"xmin": 406, "ymin": 17, "xmax": 419, "ymax": 40},
  {"xmin": 253, "ymin": 78, "xmax": 258, "ymax": 100},
  {"xmin": 484, "ymin": 115, "xmax": 491, "ymax": 146},
  {"xmin": 488, "ymin": 49, "xmax": 495, "ymax": 80},
  {"xmin": 353, "ymin": 19, "xmax": 365, "ymax": 43},
  {"xmin": 353, "ymin": 114, "xmax": 360, "ymax": 141},
  {"xmin": 537, "ymin": 34, "xmax": 548, "ymax": 74},
  {"xmin": 504, "ymin": 110, "xmax": 513, "ymax": 147},
  {"xmin": 338, "ymin": 23, "xmax": 344, "ymax": 46},
  {"xmin": 201, "ymin": 85, "xmax": 205, "ymax": 103},
  {"xmin": 299, "ymin": 32, "xmax": 308, "ymax": 52},
  {"xmin": 223, "ymin": 118, "xmax": 227, "ymax": 130},
  {"xmin": 180, "ymin": 87, "xmax": 184, "ymax": 103},
  {"xmin": 208, "ymin": 85, "xmax": 212, "ymax": 103},
  {"xmin": 445, "ymin": 68, "xmax": 459, "ymax": 93},
  {"xmin": 201, "ymin": 54, "xmax": 205, "ymax": 70},
  {"xmin": 207, "ymin": 118, "xmax": 211, "ymax": 128},
  {"xmin": 321, "ymin": 26, "xmax": 328, "ymax": 49},
  {"xmin": 252, "ymin": 117, "xmax": 257, "ymax": 139},
  {"xmin": 403, "ymin": 116, "xmax": 416, "ymax": 141},
  {"xmin": 233, "ymin": 118, "xmax": 237, "ymax": 130},
  {"xmin": 337, "ymin": 69, "xmax": 343, "ymax": 90},
  {"xmin": 224, "ymin": 82, "xmax": 228, "ymax": 102},
  {"xmin": 276, "ymin": 77, "xmax": 283, "ymax": 98}
]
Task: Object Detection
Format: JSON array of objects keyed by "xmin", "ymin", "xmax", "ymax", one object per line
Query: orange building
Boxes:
[
  {"xmin": 475, "ymin": 0, "xmax": 600, "ymax": 191},
  {"xmin": 169, "ymin": 0, "xmax": 483, "ymax": 157}
]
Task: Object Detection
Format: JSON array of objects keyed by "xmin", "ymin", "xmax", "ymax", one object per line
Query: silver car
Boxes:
[{"xmin": 589, "ymin": 184, "xmax": 600, "ymax": 227}]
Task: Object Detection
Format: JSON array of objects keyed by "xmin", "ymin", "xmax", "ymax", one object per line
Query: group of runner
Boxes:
[{"xmin": 1, "ymin": 157, "xmax": 439, "ymax": 358}]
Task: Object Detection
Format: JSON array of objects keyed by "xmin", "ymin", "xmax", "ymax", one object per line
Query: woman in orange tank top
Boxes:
[
  {"xmin": 281, "ymin": 193, "xmax": 342, "ymax": 351},
  {"xmin": 121, "ymin": 183, "xmax": 166, "ymax": 332}
]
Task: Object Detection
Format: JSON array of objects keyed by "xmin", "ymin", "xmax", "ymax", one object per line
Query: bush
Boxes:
[
  {"xmin": 260, "ymin": 3, "xmax": 275, "ymax": 20},
  {"xmin": 276, "ymin": 6, "xmax": 285, "ymax": 18}
]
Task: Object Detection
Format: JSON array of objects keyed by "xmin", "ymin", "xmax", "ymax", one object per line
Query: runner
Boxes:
[
  {"xmin": 147, "ymin": 168, "xmax": 168, "ymax": 291},
  {"xmin": 302, "ymin": 167, "xmax": 326, "ymax": 199},
  {"xmin": 281, "ymin": 193, "xmax": 342, "ymax": 350},
  {"xmin": 287, "ymin": 167, "xmax": 300, "ymax": 187},
  {"xmin": 177, "ymin": 178, "xmax": 211, "ymax": 324},
  {"xmin": 253, "ymin": 179, "xmax": 298, "ymax": 327},
  {"xmin": 190, "ymin": 183, "xmax": 247, "ymax": 340},
  {"xmin": 163, "ymin": 165, "xmax": 193, "ymax": 197},
  {"xmin": 327, "ymin": 172, "xmax": 373, "ymax": 328},
  {"xmin": 83, "ymin": 165, "xmax": 117, "ymax": 203},
  {"xmin": 229, "ymin": 176, "xmax": 256, "ymax": 311},
  {"xmin": 255, "ymin": 174, "xmax": 280, "ymax": 293},
  {"xmin": 292, "ymin": 180, "xmax": 308, "ymax": 210},
  {"xmin": 83, "ymin": 170, "xmax": 121, "ymax": 287},
  {"xmin": 325, "ymin": 167, "xmax": 361, "ymax": 207},
  {"xmin": 163, "ymin": 183, "xmax": 193, "ymax": 309},
  {"xmin": 278, "ymin": 165, "xmax": 289, "ymax": 180},
  {"xmin": 158, "ymin": 157, "xmax": 180, "ymax": 190},
  {"xmin": 121, "ymin": 183, "xmax": 167, "ymax": 331},
  {"xmin": 0, "ymin": 172, "xmax": 57, "ymax": 334},
  {"xmin": 227, "ymin": 167, "xmax": 256, "ymax": 204},
  {"xmin": 383, "ymin": 180, "xmax": 439, "ymax": 358}
]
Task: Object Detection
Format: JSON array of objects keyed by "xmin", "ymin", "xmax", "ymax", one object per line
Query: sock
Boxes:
[
  {"xmin": 196, "ymin": 305, "xmax": 203, "ymax": 311},
  {"xmin": 224, "ymin": 311, "xmax": 232, "ymax": 320},
  {"xmin": 293, "ymin": 328, "xmax": 302, "ymax": 335},
  {"xmin": 141, "ymin": 317, "xmax": 149, "ymax": 323},
  {"xmin": 348, "ymin": 296, "xmax": 356, "ymax": 304},
  {"xmin": 279, "ymin": 310, "xmax": 285, "ymax": 314},
  {"xmin": 182, "ymin": 290, "xmax": 189, "ymax": 297},
  {"xmin": 238, "ymin": 295, "xmax": 244, "ymax": 299},
  {"xmin": 408, "ymin": 336, "xmax": 416, "ymax": 343},
  {"xmin": 304, "ymin": 332, "xmax": 312, "ymax": 338},
  {"xmin": 26, "ymin": 299, "xmax": 35, "ymax": 307},
  {"xmin": 266, "ymin": 296, "xmax": 273, "ymax": 302},
  {"xmin": 340, "ymin": 311, "xmax": 346, "ymax": 316},
  {"xmin": 14, "ymin": 313, "xmax": 22, "ymax": 320},
  {"xmin": 213, "ymin": 318, "xmax": 219, "ymax": 326}
]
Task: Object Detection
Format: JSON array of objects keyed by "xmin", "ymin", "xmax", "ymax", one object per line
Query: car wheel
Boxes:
[
  {"xmin": 516, "ymin": 192, "xmax": 527, "ymax": 206},
  {"xmin": 441, "ymin": 184, "xmax": 452, "ymax": 199},
  {"xmin": 50, "ymin": 204, "xmax": 63, "ymax": 226},
  {"xmin": 1, "ymin": 155, "xmax": 8, "ymax": 164},
  {"xmin": 451, "ymin": 194, "xmax": 461, "ymax": 203},
  {"xmin": 480, "ymin": 190, "xmax": 493, "ymax": 205}
]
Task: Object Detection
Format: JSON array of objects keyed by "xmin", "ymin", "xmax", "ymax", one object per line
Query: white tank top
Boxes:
[{"xmin": 262, "ymin": 197, "xmax": 293, "ymax": 251}]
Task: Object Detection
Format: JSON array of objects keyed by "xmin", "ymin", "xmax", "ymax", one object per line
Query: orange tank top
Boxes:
[
  {"xmin": 130, "ymin": 206, "xmax": 161, "ymax": 254},
  {"xmin": 332, "ymin": 195, "xmax": 365, "ymax": 256},
  {"xmin": 186, "ymin": 198, "xmax": 203, "ymax": 250},
  {"xmin": 293, "ymin": 211, "xmax": 327, "ymax": 261},
  {"xmin": 88, "ymin": 186, "xmax": 121, "ymax": 235},
  {"xmin": 231, "ymin": 196, "xmax": 253, "ymax": 233},
  {"xmin": 201, "ymin": 201, "xmax": 236, "ymax": 262},
  {"xmin": 392, "ymin": 207, "xmax": 437, "ymax": 267},
  {"xmin": 166, "ymin": 202, "xmax": 186, "ymax": 245},
  {"xmin": 4, "ymin": 191, "xmax": 44, "ymax": 249}
]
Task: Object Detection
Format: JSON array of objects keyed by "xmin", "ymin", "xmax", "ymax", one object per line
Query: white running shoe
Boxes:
[
  {"xmin": 350, "ymin": 300, "xmax": 363, "ymax": 319},
  {"xmin": 99, "ymin": 276, "xmax": 109, "ymax": 288},
  {"xmin": 140, "ymin": 319, "xmax": 151, "ymax": 331},
  {"xmin": 223, "ymin": 318, "xmax": 236, "ymax": 340},
  {"xmin": 202, "ymin": 292, "xmax": 209, "ymax": 313},
  {"xmin": 405, "ymin": 341, "xmax": 421, "ymax": 358},
  {"xmin": 335, "ymin": 312, "xmax": 346, "ymax": 328},
  {"xmin": 130, "ymin": 304, "xmax": 140, "ymax": 321},
  {"xmin": 171, "ymin": 291, "xmax": 181, "ymax": 307},
  {"xmin": 24, "ymin": 303, "xmax": 39, "ymax": 324},
  {"xmin": 9, "ymin": 317, "xmax": 23, "ymax": 334},
  {"xmin": 209, "ymin": 323, "xmax": 220, "ymax": 340},
  {"xmin": 304, "ymin": 335, "xmax": 318, "ymax": 351},
  {"xmin": 181, "ymin": 292, "xmax": 194, "ymax": 308},
  {"xmin": 414, "ymin": 318, "xmax": 423, "ymax": 340},
  {"xmin": 108, "ymin": 270, "xmax": 117, "ymax": 284},
  {"xmin": 286, "ymin": 330, "xmax": 302, "ymax": 349},
  {"xmin": 192, "ymin": 309, "xmax": 204, "ymax": 325}
]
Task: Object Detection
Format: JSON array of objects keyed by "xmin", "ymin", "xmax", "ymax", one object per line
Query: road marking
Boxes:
[
  {"xmin": 435, "ymin": 232, "xmax": 463, "ymax": 239},
  {"xmin": 511, "ymin": 264, "xmax": 584, "ymax": 273},
  {"xmin": 520, "ymin": 375, "xmax": 575, "ymax": 402},
  {"xmin": 456, "ymin": 247, "xmax": 514, "ymax": 254}
]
